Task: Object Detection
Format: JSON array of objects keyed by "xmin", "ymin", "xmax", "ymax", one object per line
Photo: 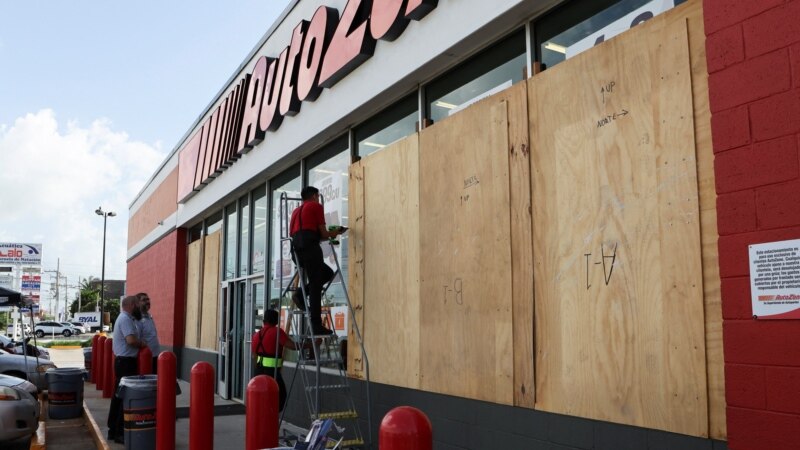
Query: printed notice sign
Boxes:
[{"xmin": 749, "ymin": 239, "xmax": 800, "ymax": 319}]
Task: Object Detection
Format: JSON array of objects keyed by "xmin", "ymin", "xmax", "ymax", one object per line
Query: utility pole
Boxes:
[
  {"xmin": 54, "ymin": 258, "xmax": 60, "ymax": 320},
  {"xmin": 63, "ymin": 276, "xmax": 68, "ymax": 321}
]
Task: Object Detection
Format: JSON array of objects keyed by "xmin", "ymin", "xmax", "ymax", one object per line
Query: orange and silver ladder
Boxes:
[{"xmin": 277, "ymin": 192, "xmax": 372, "ymax": 449}]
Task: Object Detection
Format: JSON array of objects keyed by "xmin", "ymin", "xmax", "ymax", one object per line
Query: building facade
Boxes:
[{"xmin": 127, "ymin": 0, "xmax": 800, "ymax": 448}]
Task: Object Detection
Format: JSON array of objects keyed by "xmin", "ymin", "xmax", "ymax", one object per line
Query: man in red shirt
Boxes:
[
  {"xmin": 251, "ymin": 309, "xmax": 296, "ymax": 411},
  {"xmin": 289, "ymin": 186, "xmax": 345, "ymax": 335}
]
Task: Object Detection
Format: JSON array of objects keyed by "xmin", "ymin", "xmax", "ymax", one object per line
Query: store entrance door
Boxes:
[{"xmin": 218, "ymin": 280, "xmax": 247, "ymax": 400}]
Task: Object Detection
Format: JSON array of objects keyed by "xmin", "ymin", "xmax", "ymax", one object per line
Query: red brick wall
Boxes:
[
  {"xmin": 126, "ymin": 229, "xmax": 187, "ymax": 348},
  {"xmin": 705, "ymin": 0, "xmax": 800, "ymax": 448}
]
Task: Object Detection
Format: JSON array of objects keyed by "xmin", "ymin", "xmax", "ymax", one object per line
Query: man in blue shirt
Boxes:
[
  {"xmin": 136, "ymin": 292, "xmax": 160, "ymax": 373},
  {"xmin": 106, "ymin": 295, "xmax": 145, "ymax": 444}
]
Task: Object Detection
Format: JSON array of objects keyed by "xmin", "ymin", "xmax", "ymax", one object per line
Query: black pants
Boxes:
[
  {"xmin": 106, "ymin": 356, "xmax": 138, "ymax": 438},
  {"xmin": 254, "ymin": 366, "xmax": 287, "ymax": 411},
  {"xmin": 294, "ymin": 244, "xmax": 334, "ymax": 328}
]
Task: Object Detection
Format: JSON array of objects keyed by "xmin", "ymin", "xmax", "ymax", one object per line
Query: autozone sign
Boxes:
[{"xmin": 178, "ymin": 0, "xmax": 438, "ymax": 201}]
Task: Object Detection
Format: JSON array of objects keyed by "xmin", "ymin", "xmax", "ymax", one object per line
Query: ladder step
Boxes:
[
  {"xmin": 327, "ymin": 438, "xmax": 365, "ymax": 448},
  {"xmin": 299, "ymin": 357, "xmax": 343, "ymax": 365},
  {"xmin": 305, "ymin": 384, "xmax": 349, "ymax": 392},
  {"xmin": 313, "ymin": 410, "xmax": 358, "ymax": 420}
]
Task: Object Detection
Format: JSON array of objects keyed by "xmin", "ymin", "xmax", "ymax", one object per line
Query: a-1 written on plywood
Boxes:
[
  {"xmin": 530, "ymin": 13, "xmax": 707, "ymax": 437},
  {"xmin": 419, "ymin": 100, "xmax": 514, "ymax": 405},
  {"xmin": 200, "ymin": 231, "xmax": 221, "ymax": 351},
  {"xmin": 347, "ymin": 160, "xmax": 365, "ymax": 379},
  {"xmin": 185, "ymin": 238, "xmax": 202, "ymax": 348},
  {"xmin": 359, "ymin": 135, "xmax": 421, "ymax": 389}
]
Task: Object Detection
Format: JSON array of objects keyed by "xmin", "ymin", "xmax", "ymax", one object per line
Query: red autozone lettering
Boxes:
[
  {"xmin": 124, "ymin": 409, "xmax": 156, "ymax": 430},
  {"xmin": 177, "ymin": 0, "xmax": 438, "ymax": 202},
  {"xmin": 49, "ymin": 392, "xmax": 77, "ymax": 405}
]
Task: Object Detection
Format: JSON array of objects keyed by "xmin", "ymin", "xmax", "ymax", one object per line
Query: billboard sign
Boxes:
[{"xmin": 0, "ymin": 243, "xmax": 42, "ymax": 265}]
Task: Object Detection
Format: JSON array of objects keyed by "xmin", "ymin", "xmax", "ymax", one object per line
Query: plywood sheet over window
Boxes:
[
  {"xmin": 358, "ymin": 136, "xmax": 421, "ymax": 388},
  {"xmin": 185, "ymin": 238, "xmax": 202, "ymax": 348},
  {"xmin": 530, "ymin": 15, "xmax": 708, "ymax": 437},
  {"xmin": 200, "ymin": 231, "xmax": 221, "ymax": 350},
  {"xmin": 419, "ymin": 101, "xmax": 514, "ymax": 405},
  {"xmin": 347, "ymin": 160, "xmax": 366, "ymax": 379}
]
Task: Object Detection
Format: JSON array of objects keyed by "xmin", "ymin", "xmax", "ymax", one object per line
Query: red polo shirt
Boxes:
[
  {"xmin": 289, "ymin": 201, "xmax": 325, "ymax": 236},
  {"xmin": 251, "ymin": 325, "xmax": 289, "ymax": 356}
]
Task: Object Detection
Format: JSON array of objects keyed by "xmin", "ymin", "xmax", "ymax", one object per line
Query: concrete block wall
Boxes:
[{"xmin": 705, "ymin": 0, "xmax": 800, "ymax": 448}]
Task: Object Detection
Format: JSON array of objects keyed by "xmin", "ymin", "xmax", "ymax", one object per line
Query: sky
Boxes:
[{"xmin": 0, "ymin": 1, "xmax": 291, "ymax": 316}]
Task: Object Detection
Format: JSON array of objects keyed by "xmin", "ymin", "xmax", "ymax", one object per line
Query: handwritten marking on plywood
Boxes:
[
  {"xmin": 419, "ymin": 101, "xmax": 514, "ymax": 405},
  {"xmin": 200, "ymin": 231, "xmax": 220, "ymax": 351},
  {"xmin": 530, "ymin": 16, "xmax": 707, "ymax": 437},
  {"xmin": 347, "ymin": 160, "xmax": 365, "ymax": 379},
  {"xmin": 361, "ymin": 136, "xmax": 421, "ymax": 388}
]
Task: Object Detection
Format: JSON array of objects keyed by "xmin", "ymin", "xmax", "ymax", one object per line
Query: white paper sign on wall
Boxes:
[{"xmin": 749, "ymin": 238, "xmax": 800, "ymax": 319}]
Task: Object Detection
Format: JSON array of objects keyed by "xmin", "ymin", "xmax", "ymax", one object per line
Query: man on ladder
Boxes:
[{"xmin": 290, "ymin": 186, "xmax": 346, "ymax": 335}]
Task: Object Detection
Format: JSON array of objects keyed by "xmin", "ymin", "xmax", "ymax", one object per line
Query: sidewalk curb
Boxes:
[
  {"xmin": 82, "ymin": 400, "xmax": 110, "ymax": 450},
  {"xmin": 29, "ymin": 421, "xmax": 45, "ymax": 450}
]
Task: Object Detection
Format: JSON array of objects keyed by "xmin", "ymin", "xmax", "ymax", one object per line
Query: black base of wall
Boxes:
[
  {"xmin": 280, "ymin": 367, "xmax": 727, "ymax": 450},
  {"xmin": 178, "ymin": 346, "xmax": 218, "ymax": 381}
]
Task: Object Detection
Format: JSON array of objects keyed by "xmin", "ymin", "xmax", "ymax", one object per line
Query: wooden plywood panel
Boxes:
[
  {"xmin": 530, "ymin": 17, "xmax": 708, "ymax": 437},
  {"xmin": 419, "ymin": 101, "xmax": 514, "ymax": 405},
  {"xmin": 185, "ymin": 238, "xmax": 202, "ymax": 348},
  {"xmin": 347, "ymin": 160, "xmax": 366, "ymax": 379},
  {"xmin": 200, "ymin": 231, "xmax": 220, "ymax": 351},
  {"xmin": 361, "ymin": 136, "xmax": 421, "ymax": 388},
  {"xmin": 680, "ymin": 0, "xmax": 726, "ymax": 439}
]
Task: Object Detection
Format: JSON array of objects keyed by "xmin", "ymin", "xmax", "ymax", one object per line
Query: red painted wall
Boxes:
[
  {"xmin": 126, "ymin": 229, "xmax": 187, "ymax": 349},
  {"xmin": 705, "ymin": 0, "xmax": 800, "ymax": 448}
]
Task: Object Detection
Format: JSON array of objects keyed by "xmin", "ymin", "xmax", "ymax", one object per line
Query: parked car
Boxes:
[
  {"xmin": 0, "ymin": 335, "xmax": 49, "ymax": 360},
  {"xmin": 0, "ymin": 351, "xmax": 56, "ymax": 391},
  {"xmin": 60, "ymin": 322, "xmax": 82, "ymax": 335},
  {"xmin": 33, "ymin": 321, "xmax": 73, "ymax": 338},
  {"xmin": 0, "ymin": 374, "xmax": 40, "ymax": 442},
  {"xmin": 4, "ymin": 323, "xmax": 32, "ymax": 337},
  {"xmin": 68, "ymin": 322, "xmax": 87, "ymax": 335}
]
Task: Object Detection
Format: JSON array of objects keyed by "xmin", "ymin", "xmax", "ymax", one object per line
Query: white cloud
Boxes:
[{"xmin": 0, "ymin": 109, "xmax": 166, "ymax": 314}]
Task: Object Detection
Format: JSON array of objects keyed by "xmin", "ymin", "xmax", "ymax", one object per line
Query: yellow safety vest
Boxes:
[{"xmin": 256, "ymin": 355, "xmax": 282, "ymax": 368}]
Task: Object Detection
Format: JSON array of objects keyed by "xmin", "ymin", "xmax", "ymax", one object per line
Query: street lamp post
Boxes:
[{"xmin": 96, "ymin": 207, "xmax": 116, "ymax": 327}]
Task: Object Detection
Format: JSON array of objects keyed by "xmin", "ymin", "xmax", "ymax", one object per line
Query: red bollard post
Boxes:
[
  {"xmin": 190, "ymin": 362, "xmax": 214, "ymax": 450},
  {"xmin": 245, "ymin": 375, "xmax": 279, "ymax": 450},
  {"xmin": 139, "ymin": 346, "xmax": 153, "ymax": 375},
  {"xmin": 96, "ymin": 336, "xmax": 107, "ymax": 391},
  {"xmin": 90, "ymin": 334, "xmax": 100, "ymax": 383},
  {"xmin": 156, "ymin": 352, "xmax": 176, "ymax": 450},
  {"xmin": 103, "ymin": 338, "xmax": 114, "ymax": 399},
  {"xmin": 379, "ymin": 406, "xmax": 433, "ymax": 450}
]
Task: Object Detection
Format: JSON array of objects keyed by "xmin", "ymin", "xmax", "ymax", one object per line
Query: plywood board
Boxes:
[
  {"xmin": 185, "ymin": 238, "xmax": 202, "ymax": 348},
  {"xmin": 530, "ymin": 16, "xmax": 708, "ymax": 437},
  {"xmin": 200, "ymin": 231, "xmax": 221, "ymax": 351},
  {"xmin": 360, "ymin": 136, "xmax": 421, "ymax": 388},
  {"xmin": 347, "ymin": 160, "xmax": 366, "ymax": 379},
  {"xmin": 419, "ymin": 101, "xmax": 514, "ymax": 405},
  {"xmin": 680, "ymin": 0, "xmax": 726, "ymax": 439}
]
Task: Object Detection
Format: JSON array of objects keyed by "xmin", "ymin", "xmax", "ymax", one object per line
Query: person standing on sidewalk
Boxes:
[
  {"xmin": 251, "ymin": 309, "xmax": 296, "ymax": 411},
  {"xmin": 106, "ymin": 295, "xmax": 145, "ymax": 444},
  {"xmin": 136, "ymin": 292, "xmax": 160, "ymax": 373}
]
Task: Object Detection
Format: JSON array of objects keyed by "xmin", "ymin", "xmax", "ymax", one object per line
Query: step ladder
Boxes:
[{"xmin": 277, "ymin": 192, "xmax": 372, "ymax": 450}]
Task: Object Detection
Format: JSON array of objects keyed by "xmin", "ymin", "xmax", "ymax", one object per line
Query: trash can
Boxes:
[
  {"xmin": 83, "ymin": 348, "xmax": 92, "ymax": 381},
  {"xmin": 45, "ymin": 368, "xmax": 85, "ymax": 419},
  {"xmin": 118, "ymin": 375, "xmax": 158, "ymax": 450}
]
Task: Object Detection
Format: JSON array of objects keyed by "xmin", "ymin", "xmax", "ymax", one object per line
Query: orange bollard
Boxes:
[
  {"xmin": 379, "ymin": 406, "xmax": 433, "ymax": 450},
  {"xmin": 190, "ymin": 362, "xmax": 214, "ymax": 450},
  {"xmin": 96, "ymin": 336, "xmax": 107, "ymax": 391},
  {"xmin": 245, "ymin": 375, "xmax": 279, "ymax": 450},
  {"xmin": 103, "ymin": 338, "xmax": 114, "ymax": 398},
  {"xmin": 139, "ymin": 346, "xmax": 153, "ymax": 375},
  {"xmin": 90, "ymin": 334, "xmax": 100, "ymax": 383},
  {"xmin": 156, "ymin": 352, "xmax": 176, "ymax": 450}
]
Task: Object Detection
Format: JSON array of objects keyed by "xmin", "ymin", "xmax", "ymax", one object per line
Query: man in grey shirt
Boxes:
[
  {"xmin": 106, "ymin": 295, "xmax": 145, "ymax": 444},
  {"xmin": 136, "ymin": 292, "xmax": 160, "ymax": 373}
]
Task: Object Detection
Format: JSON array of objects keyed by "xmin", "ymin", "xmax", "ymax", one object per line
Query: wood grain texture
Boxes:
[
  {"xmin": 200, "ymin": 231, "xmax": 221, "ymax": 351},
  {"xmin": 361, "ymin": 136, "xmax": 421, "ymax": 388},
  {"xmin": 347, "ymin": 160, "xmax": 366, "ymax": 379},
  {"xmin": 419, "ymin": 101, "xmax": 514, "ymax": 405},
  {"xmin": 529, "ymin": 14, "xmax": 708, "ymax": 437},
  {"xmin": 185, "ymin": 238, "xmax": 202, "ymax": 348}
]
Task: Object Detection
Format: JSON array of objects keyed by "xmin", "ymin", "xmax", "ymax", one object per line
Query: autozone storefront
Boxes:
[{"xmin": 127, "ymin": 0, "xmax": 800, "ymax": 448}]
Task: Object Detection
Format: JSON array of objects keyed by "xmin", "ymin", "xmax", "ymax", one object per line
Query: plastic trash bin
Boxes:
[
  {"xmin": 118, "ymin": 374, "xmax": 158, "ymax": 450},
  {"xmin": 45, "ymin": 367, "xmax": 86, "ymax": 419},
  {"xmin": 83, "ymin": 347, "xmax": 92, "ymax": 381}
]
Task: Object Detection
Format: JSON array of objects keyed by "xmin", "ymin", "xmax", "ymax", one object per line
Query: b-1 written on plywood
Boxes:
[{"xmin": 530, "ymin": 14, "xmax": 707, "ymax": 437}]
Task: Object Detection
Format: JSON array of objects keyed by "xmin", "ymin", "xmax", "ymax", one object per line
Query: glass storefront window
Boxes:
[
  {"xmin": 306, "ymin": 138, "xmax": 350, "ymax": 308},
  {"xmin": 536, "ymin": 0, "xmax": 686, "ymax": 70},
  {"xmin": 354, "ymin": 94, "xmax": 418, "ymax": 158},
  {"xmin": 268, "ymin": 167, "xmax": 301, "ymax": 308},
  {"xmin": 224, "ymin": 202, "xmax": 237, "ymax": 280},
  {"xmin": 426, "ymin": 29, "xmax": 526, "ymax": 124},
  {"xmin": 239, "ymin": 194, "xmax": 250, "ymax": 277},
  {"xmin": 188, "ymin": 223, "xmax": 203, "ymax": 243},
  {"xmin": 252, "ymin": 185, "xmax": 267, "ymax": 274},
  {"xmin": 206, "ymin": 211, "xmax": 223, "ymax": 235}
]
